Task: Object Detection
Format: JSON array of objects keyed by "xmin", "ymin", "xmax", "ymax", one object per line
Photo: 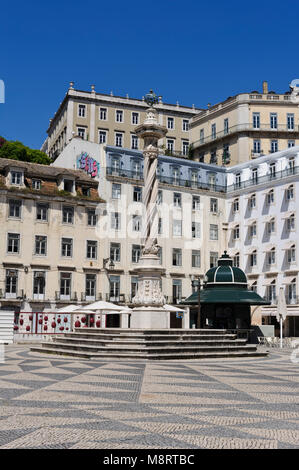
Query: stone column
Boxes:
[{"xmin": 130, "ymin": 91, "xmax": 170, "ymax": 328}]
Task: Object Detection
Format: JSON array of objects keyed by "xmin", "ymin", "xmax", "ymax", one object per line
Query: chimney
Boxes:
[{"xmin": 262, "ymin": 81, "xmax": 268, "ymax": 94}]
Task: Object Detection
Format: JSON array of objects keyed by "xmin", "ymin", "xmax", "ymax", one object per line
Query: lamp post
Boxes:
[{"xmin": 191, "ymin": 276, "xmax": 201, "ymax": 329}]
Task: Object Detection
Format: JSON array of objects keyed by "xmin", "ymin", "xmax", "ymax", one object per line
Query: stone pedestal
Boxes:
[{"xmin": 130, "ymin": 306, "xmax": 169, "ymax": 329}]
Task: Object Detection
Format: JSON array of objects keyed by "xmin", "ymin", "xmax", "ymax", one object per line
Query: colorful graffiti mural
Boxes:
[{"xmin": 76, "ymin": 152, "xmax": 100, "ymax": 177}]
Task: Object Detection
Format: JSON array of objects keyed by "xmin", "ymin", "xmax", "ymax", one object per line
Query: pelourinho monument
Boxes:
[{"xmin": 130, "ymin": 90, "xmax": 170, "ymax": 328}]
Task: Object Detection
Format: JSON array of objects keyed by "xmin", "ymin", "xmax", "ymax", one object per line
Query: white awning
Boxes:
[
  {"xmin": 282, "ymin": 276, "xmax": 297, "ymax": 284},
  {"xmin": 245, "ymin": 219, "xmax": 257, "ymax": 226},
  {"xmin": 262, "ymin": 311, "xmax": 299, "ymax": 317},
  {"xmin": 263, "ymin": 215, "xmax": 275, "ymax": 223},
  {"xmin": 262, "ymin": 245, "xmax": 276, "ymax": 253},
  {"xmin": 262, "ymin": 277, "xmax": 277, "ymax": 286},
  {"xmin": 229, "ymin": 222, "xmax": 240, "ymax": 228}
]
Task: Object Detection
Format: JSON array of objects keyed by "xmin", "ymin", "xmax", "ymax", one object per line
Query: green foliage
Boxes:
[{"xmin": 0, "ymin": 137, "xmax": 51, "ymax": 165}]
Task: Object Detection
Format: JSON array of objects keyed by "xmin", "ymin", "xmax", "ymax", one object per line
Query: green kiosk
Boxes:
[{"xmin": 182, "ymin": 252, "xmax": 270, "ymax": 331}]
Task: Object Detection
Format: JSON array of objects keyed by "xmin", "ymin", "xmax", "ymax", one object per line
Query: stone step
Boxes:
[
  {"xmin": 35, "ymin": 341, "xmax": 258, "ymax": 354},
  {"xmin": 64, "ymin": 332, "xmax": 238, "ymax": 341},
  {"xmin": 52, "ymin": 337, "xmax": 247, "ymax": 347},
  {"xmin": 74, "ymin": 328, "xmax": 228, "ymax": 336},
  {"xmin": 30, "ymin": 346, "xmax": 268, "ymax": 360}
]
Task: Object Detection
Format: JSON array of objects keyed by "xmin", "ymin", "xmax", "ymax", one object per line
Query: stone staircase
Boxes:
[{"xmin": 30, "ymin": 328, "xmax": 268, "ymax": 360}]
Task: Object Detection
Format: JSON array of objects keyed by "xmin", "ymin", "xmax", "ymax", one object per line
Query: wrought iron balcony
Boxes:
[{"xmin": 227, "ymin": 165, "xmax": 299, "ymax": 193}]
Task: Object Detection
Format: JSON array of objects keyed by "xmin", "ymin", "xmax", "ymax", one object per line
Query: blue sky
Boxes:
[{"xmin": 0, "ymin": 0, "xmax": 298, "ymax": 149}]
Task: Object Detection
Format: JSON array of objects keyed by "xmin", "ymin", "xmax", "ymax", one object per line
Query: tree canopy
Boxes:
[{"xmin": 0, "ymin": 137, "xmax": 51, "ymax": 165}]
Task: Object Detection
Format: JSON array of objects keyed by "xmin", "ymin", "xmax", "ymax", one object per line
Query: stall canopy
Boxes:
[
  {"xmin": 81, "ymin": 301, "xmax": 124, "ymax": 311},
  {"xmin": 181, "ymin": 287, "xmax": 270, "ymax": 305}
]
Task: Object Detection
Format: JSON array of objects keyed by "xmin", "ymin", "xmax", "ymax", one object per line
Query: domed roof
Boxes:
[{"xmin": 205, "ymin": 252, "xmax": 247, "ymax": 286}]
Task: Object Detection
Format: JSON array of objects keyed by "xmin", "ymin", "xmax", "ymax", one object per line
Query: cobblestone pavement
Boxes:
[{"xmin": 0, "ymin": 345, "xmax": 298, "ymax": 449}]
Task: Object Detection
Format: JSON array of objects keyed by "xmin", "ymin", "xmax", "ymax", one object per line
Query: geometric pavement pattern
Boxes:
[{"xmin": 0, "ymin": 345, "xmax": 298, "ymax": 449}]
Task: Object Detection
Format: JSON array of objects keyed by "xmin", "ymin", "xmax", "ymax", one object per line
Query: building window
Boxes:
[
  {"xmin": 131, "ymin": 135, "xmax": 138, "ymax": 150},
  {"xmin": 172, "ymin": 167, "xmax": 180, "ymax": 184},
  {"xmin": 77, "ymin": 127, "xmax": 86, "ymax": 139},
  {"xmin": 173, "ymin": 192, "xmax": 182, "ymax": 208},
  {"xmin": 200, "ymin": 129, "xmax": 204, "ymax": 144},
  {"xmin": 267, "ymin": 218, "xmax": 275, "ymax": 234},
  {"xmin": 11, "ymin": 171, "xmax": 23, "ymax": 185},
  {"xmin": 250, "ymin": 194, "xmax": 256, "ymax": 208},
  {"xmin": 115, "ymin": 133, "xmax": 123, "ymax": 147},
  {"xmin": 190, "ymin": 170, "xmax": 198, "ymax": 186},
  {"xmin": 167, "ymin": 117, "xmax": 174, "ymax": 129},
  {"xmin": 61, "ymin": 238, "xmax": 73, "ymax": 257},
  {"xmin": 270, "ymin": 113, "xmax": 277, "ymax": 129},
  {"xmin": 111, "ymin": 157, "xmax": 120, "ymax": 175},
  {"xmin": 5, "ymin": 269, "xmax": 18, "ymax": 297},
  {"xmin": 157, "ymin": 190, "xmax": 163, "ymax": 205},
  {"xmin": 7, "ymin": 233, "xmax": 20, "ymax": 253},
  {"xmin": 8, "ymin": 200, "xmax": 21, "ymax": 218},
  {"xmin": 233, "ymin": 198, "xmax": 239, "ymax": 212},
  {"xmin": 131, "ymin": 276, "xmax": 138, "ymax": 299},
  {"xmin": 235, "ymin": 173, "xmax": 241, "ymax": 188},
  {"xmin": 250, "ymin": 222, "xmax": 257, "ymax": 238},
  {"xmin": 287, "ymin": 214, "xmax": 295, "ymax": 231},
  {"xmin": 210, "ymin": 150, "xmax": 217, "ymax": 164},
  {"xmin": 192, "ymin": 221, "xmax": 201, "ymax": 238},
  {"xmin": 132, "ymin": 215, "xmax": 141, "ymax": 232},
  {"xmin": 267, "ymin": 281, "xmax": 276, "ymax": 303},
  {"xmin": 288, "ymin": 279, "xmax": 297, "ymax": 303},
  {"xmin": 63, "ymin": 179, "xmax": 74, "ymax": 193},
  {"xmin": 253, "ymin": 112, "xmax": 260, "ymax": 129},
  {"xmin": 172, "ymin": 248, "xmax": 182, "ymax": 266},
  {"xmin": 252, "ymin": 168, "xmax": 258, "ymax": 183},
  {"xmin": 173, "ymin": 220, "xmax": 182, "ymax": 237},
  {"xmin": 158, "ymin": 217, "xmax": 162, "ymax": 235},
  {"xmin": 267, "ymin": 248, "xmax": 276, "ymax": 265},
  {"xmin": 35, "ymin": 235, "xmax": 47, "ymax": 256},
  {"xmin": 100, "ymin": 108, "xmax": 107, "ymax": 120},
  {"xmin": 132, "ymin": 244, "xmax": 141, "ymax": 263},
  {"xmin": 269, "ymin": 162, "xmax": 276, "ymax": 178},
  {"xmin": 286, "ymin": 185, "xmax": 294, "ymax": 200},
  {"xmin": 253, "ymin": 140, "xmax": 261, "ymax": 154},
  {"xmin": 132, "ymin": 112, "xmax": 139, "ymax": 125},
  {"xmin": 109, "ymin": 275, "xmax": 120, "ymax": 301},
  {"xmin": 287, "ymin": 113, "xmax": 294, "ymax": 130},
  {"xmin": 32, "ymin": 179, "xmax": 41, "ymax": 190},
  {"xmin": 211, "ymin": 123, "xmax": 216, "ymax": 139},
  {"xmin": 270, "ymin": 140, "xmax": 278, "ymax": 153},
  {"xmin": 182, "ymin": 141, "xmax": 189, "ymax": 156},
  {"xmin": 112, "ymin": 183, "xmax": 121, "ymax": 199},
  {"xmin": 287, "ymin": 245, "xmax": 296, "ymax": 263},
  {"xmin": 99, "ymin": 130, "xmax": 107, "ymax": 144},
  {"xmin": 233, "ymin": 253, "xmax": 240, "ymax": 267},
  {"xmin": 60, "ymin": 272, "xmax": 71, "ymax": 299},
  {"xmin": 250, "ymin": 250, "xmax": 257, "ymax": 267},
  {"xmin": 233, "ymin": 225, "xmax": 240, "ymax": 240},
  {"xmin": 62, "ymin": 206, "xmax": 74, "ymax": 224},
  {"xmin": 133, "ymin": 186, "xmax": 142, "ymax": 202},
  {"xmin": 110, "ymin": 243, "xmax": 120, "ymax": 262},
  {"xmin": 192, "ymin": 250, "xmax": 201, "ymax": 268},
  {"xmin": 85, "ymin": 274, "xmax": 96, "ymax": 300},
  {"xmin": 116, "ymin": 110, "xmax": 123, "ymax": 123},
  {"xmin": 288, "ymin": 140, "xmax": 295, "ymax": 148},
  {"xmin": 182, "ymin": 119, "xmax": 189, "ymax": 131},
  {"xmin": 78, "ymin": 104, "xmax": 86, "ymax": 117},
  {"xmin": 111, "ymin": 212, "xmax": 121, "ymax": 230},
  {"xmin": 210, "ymin": 224, "xmax": 218, "ymax": 240},
  {"xmin": 192, "ymin": 195, "xmax": 200, "ymax": 210},
  {"xmin": 167, "ymin": 139, "xmax": 174, "ymax": 152},
  {"xmin": 87, "ymin": 209, "xmax": 97, "ymax": 226},
  {"xmin": 131, "ymin": 160, "xmax": 141, "ymax": 178},
  {"xmin": 86, "ymin": 240, "xmax": 97, "ymax": 259},
  {"xmin": 222, "ymin": 144, "xmax": 230, "ymax": 164},
  {"xmin": 172, "ymin": 279, "xmax": 182, "ymax": 303},
  {"xmin": 210, "ymin": 252, "xmax": 218, "ymax": 268},
  {"xmin": 33, "ymin": 272, "xmax": 45, "ymax": 298},
  {"xmin": 224, "ymin": 118, "xmax": 229, "ymax": 135},
  {"xmin": 210, "ymin": 198, "xmax": 218, "ymax": 213},
  {"xmin": 267, "ymin": 189, "xmax": 274, "ymax": 205}
]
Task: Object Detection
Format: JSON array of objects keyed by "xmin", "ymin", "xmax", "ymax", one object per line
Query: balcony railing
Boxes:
[
  {"xmin": 105, "ymin": 293, "xmax": 126, "ymax": 303},
  {"xmin": 106, "ymin": 167, "xmax": 227, "ymax": 193},
  {"xmin": 0, "ymin": 290, "xmax": 25, "ymax": 300},
  {"xmin": 227, "ymin": 165, "xmax": 299, "ymax": 193},
  {"xmin": 193, "ymin": 123, "xmax": 299, "ymax": 148},
  {"xmin": 81, "ymin": 292, "xmax": 102, "ymax": 302},
  {"xmin": 55, "ymin": 291, "xmax": 78, "ymax": 301},
  {"xmin": 263, "ymin": 295, "xmax": 299, "ymax": 306}
]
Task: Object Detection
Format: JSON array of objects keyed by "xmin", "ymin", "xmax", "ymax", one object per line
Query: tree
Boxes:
[{"xmin": 0, "ymin": 137, "xmax": 51, "ymax": 165}]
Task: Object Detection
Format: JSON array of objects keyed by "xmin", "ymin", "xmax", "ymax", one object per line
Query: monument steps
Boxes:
[{"xmin": 30, "ymin": 328, "xmax": 268, "ymax": 360}]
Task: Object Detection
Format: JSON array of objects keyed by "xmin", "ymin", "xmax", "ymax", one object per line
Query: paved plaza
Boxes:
[{"xmin": 0, "ymin": 345, "xmax": 298, "ymax": 449}]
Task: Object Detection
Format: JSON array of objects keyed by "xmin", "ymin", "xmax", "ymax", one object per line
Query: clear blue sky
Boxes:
[{"xmin": 0, "ymin": 0, "xmax": 298, "ymax": 149}]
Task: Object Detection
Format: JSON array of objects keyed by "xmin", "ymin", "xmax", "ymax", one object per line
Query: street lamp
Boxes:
[
  {"xmin": 191, "ymin": 275, "xmax": 201, "ymax": 329},
  {"xmin": 103, "ymin": 258, "xmax": 115, "ymax": 271}
]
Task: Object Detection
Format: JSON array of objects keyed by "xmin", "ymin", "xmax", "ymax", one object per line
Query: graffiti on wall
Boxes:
[{"xmin": 76, "ymin": 152, "xmax": 100, "ymax": 177}]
